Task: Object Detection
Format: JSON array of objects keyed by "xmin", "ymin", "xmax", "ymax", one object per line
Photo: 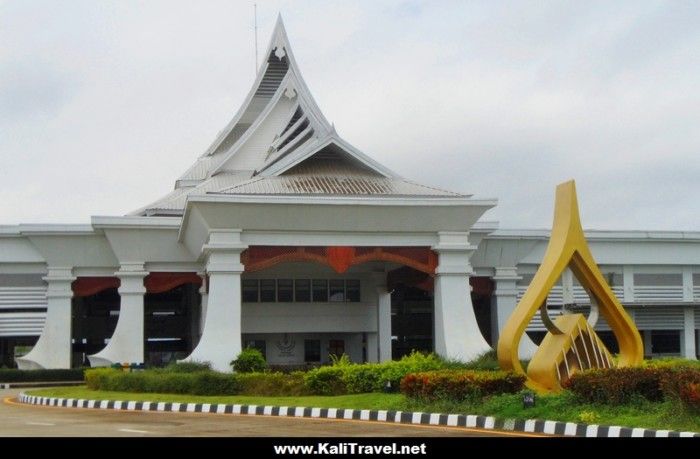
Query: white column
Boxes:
[
  {"xmin": 182, "ymin": 230, "xmax": 247, "ymax": 372},
  {"xmin": 682, "ymin": 307, "xmax": 696, "ymax": 360},
  {"xmin": 682, "ymin": 267, "xmax": 693, "ymax": 303},
  {"xmin": 89, "ymin": 263, "xmax": 147, "ymax": 367},
  {"xmin": 623, "ymin": 265, "xmax": 635, "ymax": 303},
  {"xmin": 492, "ymin": 267, "xmax": 538, "ymax": 360},
  {"xmin": 432, "ymin": 232, "xmax": 491, "ymax": 362},
  {"xmin": 198, "ymin": 273, "xmax": 208, "ymax": 336},
  {"xmin": 372, "ymin": 271, "xmax": 392, "ymax": 362},
  {"xmin": 561, "ymin": 268, "xmax": 574, "ymax": 305},
  {"xmin": 366, "ymin": 333, "xmax": 379, "ymax": 363},
  {"xmin": 16, "ymin": 267, "xmax": 75, "ymax": 369}
]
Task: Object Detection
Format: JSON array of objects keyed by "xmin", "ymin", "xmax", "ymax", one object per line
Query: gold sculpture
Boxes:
[{"xmin": 497, "ymin": 180, "xmax": 643, "ymax": 392}]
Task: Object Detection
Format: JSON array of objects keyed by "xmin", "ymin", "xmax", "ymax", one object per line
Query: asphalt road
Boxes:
[{"xmin": 0, "ymin": 389, "xmax": 535, "ymax": 437}]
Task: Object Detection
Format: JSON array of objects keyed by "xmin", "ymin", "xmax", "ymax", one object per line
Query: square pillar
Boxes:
[
  {"xmin": 372, "ymin": 271, "xmax": 392, "ymax": 363},
  {"xmin": 682, "ymin": 306, "xmax": 696, "ymax": 360},
  {"xmin": 16, "ymin": 267, "xmax": 75, "ymax": 369},
  {"xmin": 492, "ymin": 267, "xmax": 538, "ymax": 359},
  {"xmin": 433, "ymin": 232, "xmax": 491, "ymax": 362},
  {"xmin": 182, "ymin": 230, "xmax": 247, "ymax": 372},
  {"xmin": 366, "ymin": 333, "xmax": 379, "ymax": 363},
  {"xmin": 623, "ymin": 265, "xmax": 635, "ymax": 303},
  {"xmin": 89, "ymin": 263, "xmax": 147, "ymax": 367},
  {"xmin": 198, "ymin": 272, "xmax": 208, "ymax": 336}
]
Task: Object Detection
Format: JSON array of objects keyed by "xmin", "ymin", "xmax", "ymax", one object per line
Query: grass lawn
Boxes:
[
  {"xmin": 27, "ymin": 386, "xmax": 700, "ymax": 433},
  {"xmin": 28, "ymin": 386, "xmax": 404, "ymax": 410}
]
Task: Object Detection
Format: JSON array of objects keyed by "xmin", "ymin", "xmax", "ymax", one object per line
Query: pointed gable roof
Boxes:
[{"xmin": 132, "ymin": 15, "xmax": 469, "ymax": 217}]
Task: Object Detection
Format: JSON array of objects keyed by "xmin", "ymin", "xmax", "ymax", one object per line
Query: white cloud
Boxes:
[{"xmin": 0, "ymin": 0, "xmax": 698, "ymax": 230}]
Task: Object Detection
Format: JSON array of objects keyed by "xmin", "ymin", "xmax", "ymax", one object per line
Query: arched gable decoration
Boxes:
[
  {"xmin": 241, "ymin": 246, "xmax": 438, "ymax": 275},
  {"xmin": 145, "ymin": 272, "xmax": 202, "ymax": 294},
  {"xmin": 72, "ymin": 277, "xmax": 120, "ymax": 297}
]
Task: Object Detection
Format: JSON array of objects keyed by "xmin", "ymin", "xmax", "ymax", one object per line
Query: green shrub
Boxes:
[
  {"xmin": 400, "ymin": 370, "xmax": 525, "ymax": 402},
  {"xmin": 563, "ymin": 367, "xmax": 669, "ymax": 404},
  {"xmin": 236, "ymin": 372, "xmax": 308, "ymax": 396},
  {"xmin": 85, "ymin": 368, "xmax": 307, "ymax": 396},
  {"xmin": 644, "ymin": 358, "xmax": 700, "ymax": 369},
  {"xmin": 164, "ymin": 361, "xmax": 212, "ymax": 373},
  {"xmin": 343, "ymin": 365, "xmax": 383, "ymax": 394},
  {"xmin": 231, "ymin": 348, "xmax": 268, "ymax": 373},
  {"xmin": 191, "ymin": 372, "xmax": 240, "ymax": 395},
  {"xmin": 302, "ymin": 351, "xmax": 446, "ymax": 395},
  {"xmin": 460, "ymin": 350, "xmax": 502, "ymax": 371},
  {"xmin": 0, "ymin": 368, "xmax": 85, "ymax": 383},
  {"xmin": 303, "ymin": 366, "xmax": 346, "ymax": 395},
  {"xmin": 85, "ymin": 368, "xmax": 116, "ymax": 390}
]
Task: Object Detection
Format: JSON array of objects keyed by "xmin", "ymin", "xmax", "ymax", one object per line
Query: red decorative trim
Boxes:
[
  {"xmin": 145, "ymin": 272, "xmax": 202, "ymax": 294},
  {"xmin": 326, "ymin": 247, "xmax": 355, "ymax": 273},
  {"xmin": 72, "ymin": 277, "xmax": 120, "ymax": 297},
  {"xmin": 241, "ymin": 246, "xmax": 438, "ymax": 275}
]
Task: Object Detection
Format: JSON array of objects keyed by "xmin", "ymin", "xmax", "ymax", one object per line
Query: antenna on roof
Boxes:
[{"xmin": 254, "ymin": 3, "xmax": 259, "ymax": 73}]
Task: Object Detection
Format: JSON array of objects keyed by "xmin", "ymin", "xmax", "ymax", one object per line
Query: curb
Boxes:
[{"xmin": 17, "ymin": 392, "xmax": 699, "ymax": 438}]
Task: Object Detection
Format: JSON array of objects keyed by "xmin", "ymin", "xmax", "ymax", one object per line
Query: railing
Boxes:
[
  {"xmin": 0, "ymin": 286, "xmax": 47, "ymax": 337},
  {"xmin": 0, "ymin": 286, "xmax": 47, "ymax": 309},
  {"xmin": 0, "ymin": 312, "xmax": 46, "ymax": 336},
  {"xmin": 572, "ymin": 286, "xmax": 624, "ymax": 303},
  {"xmin": 632, "ymin": 286, "xmax": 684, "ymax": 303},
  {"xmin": 517, "ymin": 286, "xmax": 563, "ymax": 306},
  {"xmin": 694, "ymin": 287, "xmax": 700, "ymax": 301}
]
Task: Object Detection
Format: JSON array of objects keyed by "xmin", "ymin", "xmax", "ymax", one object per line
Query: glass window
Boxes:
[
  {"xmin": 329, "ymin": 280, "xmax": 345, "ymax": 302},
  {"xmin": 346, "ymin": 280, "xmax": 360, "ymax": 302},
  {"xmin": 328, "ymin": 339, "xmax": 345, "ymax": 359},
  {"xmin": 260, "ymin": 279, "xmax": 276, "ymax": 302},
  {"xmin": 312, "ymin": 279, "xmax": 328, "ymax": 302},
  {"xmin": 304, "ymin": 339, "xmax": 321, "ymax": 362},
  {"xmin": 294, "ymin": 279, "xmax": 311, "ymax": 302},
  {"xmin": 651, "ymin": 330, "xmax": 681, "ymax": 354},
  {"xmin": 241, "ymin": 279, "xmax": 259, "ymax": 302},
  {"xmin": 277, "ymin": 279, "xmax": 293, "ymax": 302}
]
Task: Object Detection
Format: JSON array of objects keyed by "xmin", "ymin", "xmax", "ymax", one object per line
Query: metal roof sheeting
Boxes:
[
  {"xmin": 214, "ymin": 175, "xmax": 463, "ymax": 197},
  {"xmin": 132, "ymin": 171, "xmax": 254, "ymax": 214}
]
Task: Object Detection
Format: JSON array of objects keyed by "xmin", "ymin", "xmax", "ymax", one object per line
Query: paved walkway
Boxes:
[{"xmin": 1, "ymin": 389, "xmax": 530, "ymax": 437}]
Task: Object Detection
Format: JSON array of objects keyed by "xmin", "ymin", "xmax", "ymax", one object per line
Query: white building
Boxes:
[{"xmin": 1, "ymin": 18, "xmax": 698, "ymax": 372}]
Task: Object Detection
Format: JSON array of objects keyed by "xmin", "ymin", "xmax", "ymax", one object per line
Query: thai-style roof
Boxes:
[{"xmin": 133, "ymin": 15, "xmax": 467, "ymax": 216}]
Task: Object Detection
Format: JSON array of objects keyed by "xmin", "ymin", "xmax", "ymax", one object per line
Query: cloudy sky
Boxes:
[{"xmin": 1, "ymin": 1, "xmax": 699, "ymax": 230}]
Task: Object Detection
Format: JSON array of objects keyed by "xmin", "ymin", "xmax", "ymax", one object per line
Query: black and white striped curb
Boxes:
[{"xmin": 17, "ymin": 392, "xmax": 699, "ymax": 437}]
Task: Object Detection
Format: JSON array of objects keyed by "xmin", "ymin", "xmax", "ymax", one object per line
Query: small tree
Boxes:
[{"xmin": 231, "ymin": 347, "xmax": 268, "ymax": 373}]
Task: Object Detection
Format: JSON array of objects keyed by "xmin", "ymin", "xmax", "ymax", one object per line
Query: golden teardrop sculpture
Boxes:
[{"xmin": 497, "ymin": 180, "xmax": 643, "ymax": 392}]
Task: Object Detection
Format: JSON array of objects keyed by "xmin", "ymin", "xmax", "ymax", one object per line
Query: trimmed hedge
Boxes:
[
  {"xmin": 84, "ymin": 368, "xmax": 307, "ymax": 396},
  {"xmin": 660, "ymin": 367, "xmax": 700, "ymax": 413},
  {"xmin": 163, "ymin": 361, "xmax": 212, "ymax": 373},
  {"xmin": 563, "ymin": 367, "xmax": 668, "ymax": 404},
  {"xmin": 236, "ymin": 372, "xmax": 307, "ymax": 396},
  {"xmin": 400, "ymin": 370, "xmax": 525, "ymax": 401},
  {"xmin": 85, "ymin": 352, "xmax": 456, "ymax": 397},
  {"xmin": 303, "ymin": 352, "xmax": 447, "ymax": 395},
  {"xmin": 563, "ymin": 366, "xmax": 700, "ymax": 409},
  {"xmin": 0, "ymin": 368, "xmax": 86, "ymax": 383}
]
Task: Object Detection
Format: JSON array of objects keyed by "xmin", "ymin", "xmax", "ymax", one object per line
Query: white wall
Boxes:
[
  {"xmin": 243, "ymin": 332, "xmax": 365, "ymax": 365},
  {"xmin": 241, "ymin": 262, "xmax": 380, "ymax": 335}
]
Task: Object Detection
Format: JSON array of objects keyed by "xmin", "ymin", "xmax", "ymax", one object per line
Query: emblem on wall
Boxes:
[
  {"xmin": 497, "ymin": 180, "xmax": 643, "ymax": 392},
  {"xmin": 276, "ymin": 333, "xmax": 296, "ymax": 357}
]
